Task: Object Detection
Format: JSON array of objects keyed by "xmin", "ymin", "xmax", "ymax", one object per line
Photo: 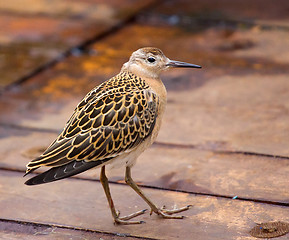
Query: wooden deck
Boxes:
[{"xmin": 0, "ymin": 0, "xmax": 289, "ymax": 239}]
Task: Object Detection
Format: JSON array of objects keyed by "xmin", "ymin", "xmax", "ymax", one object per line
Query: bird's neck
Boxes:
[{"xmin": 121, "ymin": 62, "xmax": 160, "ymax": 79}]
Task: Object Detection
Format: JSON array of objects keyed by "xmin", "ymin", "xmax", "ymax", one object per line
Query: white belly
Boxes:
[{"xmin": 108, "ymin": 135, "xmax": 153, "ymax": 169}]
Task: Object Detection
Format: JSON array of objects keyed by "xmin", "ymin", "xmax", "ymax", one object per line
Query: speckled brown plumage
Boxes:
[
  {"xmin": 25, "ymin": 71, "xmax": 158, "ymax": 181},
  {"xmin": 24, "ymin": 47, "xmax": 201, "ymax": 224}
]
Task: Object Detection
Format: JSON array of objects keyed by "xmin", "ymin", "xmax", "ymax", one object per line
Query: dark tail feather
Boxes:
[{"xmin": 24, "ymin": 159, "xmax": 110, "ymax": 185}]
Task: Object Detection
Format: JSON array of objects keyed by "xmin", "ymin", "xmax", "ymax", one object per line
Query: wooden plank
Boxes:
[
  {"xmin": 0, "ymin": 219, "xmax": 150, "ymax": 240},
  {"xmin": 0, "ymin": 170, "xmax": 288, "ymax": 240},
  {"xmin": 0, "ymin": 126, "xmax": 288, "ymax": 204},
  {"xmin": 151, "ymin": 0, "xmax": 289, "ymax": 24},
  {"xmin": 0, "ymin": 14, "xmax": 111, "ymax": 88},
  {"xmin": 0, "ymin": 0, "xmax": 154, "ymax": 20},
  {"xmin": 0, "ymin": 0, "xmax": 156, "ymax": 89},
  {"xmin": 159, "ymin": 74, "xmax": 289, "ymax": 157}
]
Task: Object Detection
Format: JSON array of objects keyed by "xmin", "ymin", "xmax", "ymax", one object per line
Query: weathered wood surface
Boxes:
[
  {"xmin": 1, "ymin": 170, "xmax": 289, "ymax": 240},
  {"xmin": 0, "ymin": 0, "xmax": 289, "ymax": 239},
  {"xmin": 0, "ymin": 219, "xmax": 148, "ymax": 240},
  {"xmin": 0, "ymin": 0, "xmax": 156, "ymax": 89}
]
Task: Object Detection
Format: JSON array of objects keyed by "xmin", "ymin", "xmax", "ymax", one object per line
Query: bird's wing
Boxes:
[
  {"xmin": 24, "ymin": 159, "xmax": 109, "ymax": 185},
  {"xmin": 25, "ymin": 74, "xmax": 159, "ymax": 175}
]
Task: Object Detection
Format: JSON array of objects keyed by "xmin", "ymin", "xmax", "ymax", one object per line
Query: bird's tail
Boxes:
[{"xmin": 24, "ymin": 159, "xmax": 110, "ymax": 185}]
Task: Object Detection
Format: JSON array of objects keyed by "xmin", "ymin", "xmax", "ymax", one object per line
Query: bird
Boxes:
[{"xmin": 24, "ymin": 47, "xmax": 201, "ymax": 224}]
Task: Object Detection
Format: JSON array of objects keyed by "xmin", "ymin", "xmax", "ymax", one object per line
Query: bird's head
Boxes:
[{"xmin": 121, "ymin": 47, "xmax": 201, "ymax": 79}]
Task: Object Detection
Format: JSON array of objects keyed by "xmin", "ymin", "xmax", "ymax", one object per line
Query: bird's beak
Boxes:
[{"xmin": 166, "ymin": 60, "xmax": 202, "ymax": 69}]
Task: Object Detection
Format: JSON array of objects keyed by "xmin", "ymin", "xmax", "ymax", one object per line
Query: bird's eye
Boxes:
[{"xmin": 147, "ymin": 57, "xmax": 156, "ymax": 63}]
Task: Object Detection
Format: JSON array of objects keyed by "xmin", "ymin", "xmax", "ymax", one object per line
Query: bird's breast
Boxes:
[{"xmin": 145, "ymin": 77, "xmax": 167, "ymax": 143}]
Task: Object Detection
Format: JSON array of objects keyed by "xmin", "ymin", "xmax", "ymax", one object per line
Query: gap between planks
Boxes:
[
  {"xmin": 1, "ymin": 167, "xmax": 288, "ymax": 208},
  {"xmin": 0, "ymin": 218, "xmax": 159, "ymax": 240}
]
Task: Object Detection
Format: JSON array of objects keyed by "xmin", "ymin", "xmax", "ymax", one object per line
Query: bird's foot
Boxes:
[
  {"xmin": 161, "ymin": 204, "xmax": 192, "ymax": 215},
  {"xmin": 114, "ymin": 209, "xmax": 148, "ymax": 225},
  {"xmin": 150, "ymin": 205, "xmax": 192, "ymax": 219}
]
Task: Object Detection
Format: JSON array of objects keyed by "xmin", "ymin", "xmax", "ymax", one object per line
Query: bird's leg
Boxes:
[
  {"xmin": 125, "ymin": 166, "xmax": 191, "ymax": 219},
  {"xmin": 99, "ymin": 166, "xmax": 147, "ymax": 224}
]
